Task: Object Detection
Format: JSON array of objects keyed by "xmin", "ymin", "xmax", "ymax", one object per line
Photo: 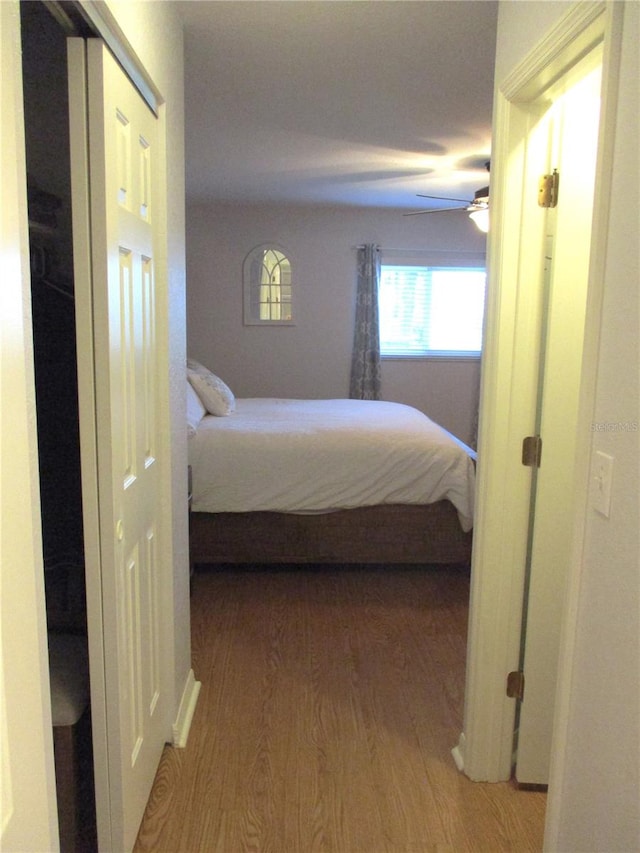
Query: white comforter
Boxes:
[{"xmin": 188, "ymin": 398, "xmax": 475, "ymax": 531}]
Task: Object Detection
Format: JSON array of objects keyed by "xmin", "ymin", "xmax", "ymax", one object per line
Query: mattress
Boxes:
[{"xmin": 188, "ymin": 398, "xmax": 475, "ymax": 531}]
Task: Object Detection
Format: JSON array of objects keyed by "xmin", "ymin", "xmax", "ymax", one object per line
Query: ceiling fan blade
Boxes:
[
  {"xmin": 403, "ymin": 206, "xmax": 467, "ymax": 217},
  {"xmin": 416, "ymin": 193, "xmax": 472, "ymax": 204}
]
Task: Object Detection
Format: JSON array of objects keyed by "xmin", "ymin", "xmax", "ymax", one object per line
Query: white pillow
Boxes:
[
  {"xmin": 187, "ymin": 361, "xmax": 235, "ymax": 417},
  {"xmin": 186, "ymin": 380, "xmax": 207, "ymax": 437}
]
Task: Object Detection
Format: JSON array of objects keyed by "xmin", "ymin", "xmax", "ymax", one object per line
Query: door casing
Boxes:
[
  {"xmin": 457, "ymin": 0, "xmax": 623, "ymax": 782},
  {"xmin": 514, "ymin": 51, "xmax": 603, "ymax": 785}
]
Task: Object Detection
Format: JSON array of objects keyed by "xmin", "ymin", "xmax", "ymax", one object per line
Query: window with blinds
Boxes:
[{"xmin": 379, "ymin": 264, "xmax": 486, "ymax": 357}]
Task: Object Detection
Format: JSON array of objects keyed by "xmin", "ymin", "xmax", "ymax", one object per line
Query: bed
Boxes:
[{"xmin": 186, "ymin": 364, "xmax": 476, "ymax": 566}]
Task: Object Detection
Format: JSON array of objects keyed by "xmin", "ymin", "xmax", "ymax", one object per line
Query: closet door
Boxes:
[{"xmin": 68, "ymin": 38, "xmax": 170, "ymax": 852}]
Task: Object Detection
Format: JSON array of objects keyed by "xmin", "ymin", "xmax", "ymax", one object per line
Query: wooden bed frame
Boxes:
[{"xmin": 190, "ymin": 500, "xmax": 472, "ymax": 567}]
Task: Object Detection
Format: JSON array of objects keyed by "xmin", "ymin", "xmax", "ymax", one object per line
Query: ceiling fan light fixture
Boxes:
[
  {"xmin": 468, "ymin": 207, "xmax": 489, "ymax": 233},
  {"xmin": 407, "ymin": 172, "xmax": 490, "ymax": 229},
  {"xmin": 467, "ymin": 185, "xmax": 490, "ymax": 231},
  {"xmin": 472, "ymin": 185, "xmax": 490, "ymax": 205}
]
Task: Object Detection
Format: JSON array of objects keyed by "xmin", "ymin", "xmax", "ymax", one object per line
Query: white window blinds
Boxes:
[{"xmin": 379, "ymin": 264, "xmax": 486, "ymax": 357}]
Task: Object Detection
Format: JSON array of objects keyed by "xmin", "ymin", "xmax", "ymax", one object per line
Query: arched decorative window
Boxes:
[{"xmin": 243, "ymin": 244, "xmax": 294, "ymax": 325}]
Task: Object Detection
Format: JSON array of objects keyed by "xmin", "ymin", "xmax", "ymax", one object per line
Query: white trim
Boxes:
[
  {"xmin": 451, "ymin": 732, "xmax": 466, "ymax": 773},
  {"xmin": 172, "ymin": 669, "xmax": 201, "ymax": 749},
  {"xmin": 461, "ymin": 1, "xmax": 610, "ymax": 783},
  {"xmin": 460, "ymin": 87, "xmax": 535, "ymax": 781},
  {"xmin": 67, "ymin": 36, "xmax": 115, "ymax": 849}
]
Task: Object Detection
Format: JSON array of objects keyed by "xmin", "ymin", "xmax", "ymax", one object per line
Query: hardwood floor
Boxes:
[{"xmin": 134, "ymin": 565, "xmax": 546, "ymax": 852}]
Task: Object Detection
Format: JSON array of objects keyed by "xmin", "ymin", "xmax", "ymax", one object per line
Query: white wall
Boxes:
[{"xmin": 187, "ymin": 201, "xmax": 485, "ymax": 445}]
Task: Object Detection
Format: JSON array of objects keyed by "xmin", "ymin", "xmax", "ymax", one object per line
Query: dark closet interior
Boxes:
[{"xmin": 21, "ymin": 3, "xmax": 96, "ymax": 850}]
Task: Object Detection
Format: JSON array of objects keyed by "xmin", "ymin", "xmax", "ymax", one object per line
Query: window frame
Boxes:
[
  {"xmin": 379, "ymin": 251, "xmax": 487, "ymax": 361},
  {"xmin": 243, "ymin": 243, "xmax": 295, "ymax": 326}
]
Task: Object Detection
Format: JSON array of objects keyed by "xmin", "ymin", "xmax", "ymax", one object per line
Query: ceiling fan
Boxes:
[{"xmin": 405, "ymin": 161, "xmax": 490, "ymax": 232}]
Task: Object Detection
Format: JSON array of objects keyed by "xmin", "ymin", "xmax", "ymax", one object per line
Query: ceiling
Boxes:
[{"xmin": 176, "ymin": 1, "xmax": 498, "ymax": 211}]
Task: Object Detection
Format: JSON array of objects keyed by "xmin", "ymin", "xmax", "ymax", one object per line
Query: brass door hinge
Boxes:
[
  {"xmin": 507, "ymin": 670, "xmax": 525, "ymax": 701},
  {"xmin": 538, "ymin": 169, "xmax": 559, "ymax": 208},
  {"xmin": 522, "ymin": 435, "xmax": 542, "ymax": 468}
]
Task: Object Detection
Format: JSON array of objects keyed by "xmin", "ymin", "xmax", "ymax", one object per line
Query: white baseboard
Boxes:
[
  {"xmin": 172, "ymin": 668, "xmax": 201, "ymax": 748},
  {"xmin": 451, "ymin": 731, "xmax": 466, "ymax": 773}
]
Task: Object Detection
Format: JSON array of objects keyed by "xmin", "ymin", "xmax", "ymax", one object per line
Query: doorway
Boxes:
[
  {"xmin": 459, "ymin": 4, "xmax": 617, "ymax": 784},
  {"xmin": 514, "ymin": 49, "xmax": 603, "ymax": 785}
]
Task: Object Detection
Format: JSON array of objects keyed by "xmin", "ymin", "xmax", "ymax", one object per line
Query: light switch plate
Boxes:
[{"xmin": 592, "ymin": 451, "xmax": 614, "ymax": 517}]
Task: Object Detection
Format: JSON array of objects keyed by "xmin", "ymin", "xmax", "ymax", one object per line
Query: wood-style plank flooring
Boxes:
[{"xmin": 134, "ymin": 565, "xmax": 546, "ymax": 852}]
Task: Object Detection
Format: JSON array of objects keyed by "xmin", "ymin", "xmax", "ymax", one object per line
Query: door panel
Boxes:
[
  {"xmin": 515, "ymin": 52, "xmax": 603, "ymax": 785},
  {"xmin": 68, "ymin": 38, "xmax": 169, "ymax": 851}
]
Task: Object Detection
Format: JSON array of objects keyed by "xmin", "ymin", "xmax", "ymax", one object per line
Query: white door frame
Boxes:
[
  {"xmin": 1, "ymin": 3, "xmax": 59, "ymax": 848},
  {"xmin": 514, "ymin": 49, "xmax": 604, "ymax": 785},
  {"xmin": 457, "ymin": 0, "xmax": 623, "ymax": 782}
]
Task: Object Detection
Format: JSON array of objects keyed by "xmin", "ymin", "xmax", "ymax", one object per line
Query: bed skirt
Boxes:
[{"xmin": 190, "ymin": 501, "xmax": 472, "ymax": 567}]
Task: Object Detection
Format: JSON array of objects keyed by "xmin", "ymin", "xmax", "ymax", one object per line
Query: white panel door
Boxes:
[
  {"xmin": 68, "ymin": 39, "xmax": 170, "ymax": 851},
  {"xmin": 515, "ymin": 52, "xmax": 603, "ymax": 786}
]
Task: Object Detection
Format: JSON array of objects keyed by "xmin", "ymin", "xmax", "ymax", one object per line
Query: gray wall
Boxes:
[{"xmin": 186, "ymin": 201, "xmax": 486, "ymax": 446}]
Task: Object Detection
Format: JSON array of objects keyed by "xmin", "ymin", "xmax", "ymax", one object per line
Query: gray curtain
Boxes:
[{"xmin": 349, "ymin": 244, "xmax": 381, "ymax": 400}]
